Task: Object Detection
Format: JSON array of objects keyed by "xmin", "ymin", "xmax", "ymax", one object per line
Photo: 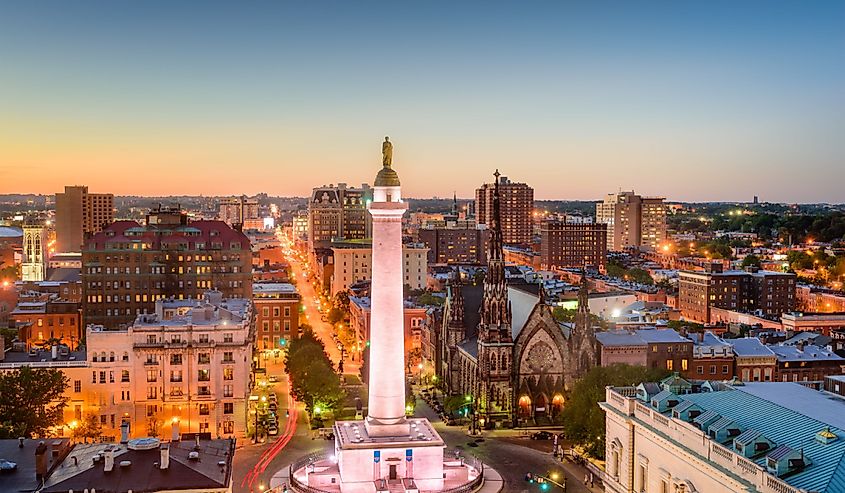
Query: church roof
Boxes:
[{"xmin": 458, "ymin": 336, "xmax": 479, "ymax": 358}]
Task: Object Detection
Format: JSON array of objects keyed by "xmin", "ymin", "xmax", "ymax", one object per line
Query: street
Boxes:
[{"xmin": 233, "ymin": 234, "xmax": 602, "ymax": 493}]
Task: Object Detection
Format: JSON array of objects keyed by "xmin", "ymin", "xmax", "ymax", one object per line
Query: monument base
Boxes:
[
  {"xmin": 364, "ymin": 416, "xmax": 410, "ymax": 437},
  {"xmin": 289, "ymin": 417, "xmax": 481, "ymax": 492}
]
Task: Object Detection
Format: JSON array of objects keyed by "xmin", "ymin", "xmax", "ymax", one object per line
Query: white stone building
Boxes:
[{"xmin": 601, "ymin": 381, "xmax": 845, "ymax": 493}]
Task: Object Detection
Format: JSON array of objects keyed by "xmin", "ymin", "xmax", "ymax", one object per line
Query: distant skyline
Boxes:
[{"xmin": 1, "ymin": 1, "xmax": 843, "ymax": 202}]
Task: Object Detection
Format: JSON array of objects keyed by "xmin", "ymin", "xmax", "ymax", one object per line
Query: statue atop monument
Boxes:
[{"xmin": 382, "ymin": 136, "xmax": 393, "ymax": 166}]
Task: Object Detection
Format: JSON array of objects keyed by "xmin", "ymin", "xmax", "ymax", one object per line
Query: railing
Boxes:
[
  {"xmin": 442, "ymin": 454, "xmax": 485, "ymax": 493},
  {"xmin": 0, "ymin": 360, "xmax": 88, "ymax": 369},
  {"xmin": 765, "ymin": 475, "xmax": 801, "ymax": 493},
  {"xmin": 287, "ymin": 453, "xmax": 485, "ymax": 493},
  {"xmin": 289, "ymin": 453, "xmax": 329, "ymax": 493}
]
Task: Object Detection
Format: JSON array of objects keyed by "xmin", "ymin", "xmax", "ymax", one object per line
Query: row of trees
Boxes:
[
  {"xmin": 606, "ymin": 259, "xmax": 654, "ymax": 285},
  {"xmin": 284, "ymin": 327, "xmax": 344, "ymax": 422}
]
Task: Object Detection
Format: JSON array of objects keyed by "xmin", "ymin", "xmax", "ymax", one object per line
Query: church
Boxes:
[{"xmin": 435, "ymin": 171, "xmax": 600, "ymax": 428}]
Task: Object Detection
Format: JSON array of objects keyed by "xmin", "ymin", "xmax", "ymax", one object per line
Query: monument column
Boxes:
[{"xmin": 366, "ymin": 137, "xmax": 411, "ymax": 436}]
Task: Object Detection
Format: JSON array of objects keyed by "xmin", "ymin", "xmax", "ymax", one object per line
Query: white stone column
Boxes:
[{"xmin": 366, "ymin": 185, "xmax": 410, "ymax": 436}]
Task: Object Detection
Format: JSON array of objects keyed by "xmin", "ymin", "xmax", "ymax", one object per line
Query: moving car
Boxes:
[
  {"xmin": 531, "ymin": 431, "xmax": 553, "ymax": 440},
  {"xmin": 0, "ymin": 460, "xmax": 17, "ymax": 472}
]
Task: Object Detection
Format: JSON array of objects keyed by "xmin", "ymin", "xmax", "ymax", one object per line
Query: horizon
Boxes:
[{"xmin": 1, "ymin": 1, "xmax": 843, "ymax": 201}]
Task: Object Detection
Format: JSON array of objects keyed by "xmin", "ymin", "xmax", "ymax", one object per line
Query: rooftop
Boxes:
[
  {"xmin": 769, "ymin": 344, "xmax": 844, "ymax": 362},
  {"xmin": 41, "ymin": 438, "xmax": 234, "ymax": 493},
  {"xmin": 595, "ymin": 328, "xmax": 690, "ymax": 347},
  {"xmin": 731, "ymin": 337, "xmax": 777, "ymax": 357}
]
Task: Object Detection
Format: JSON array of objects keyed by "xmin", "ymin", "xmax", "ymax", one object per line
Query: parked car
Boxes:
[
  {"xmin": 0, "ymin": 460, "xmax": 17, "ymax": 472},
  {"xmin": 269, "ymin": 402, "xmax": 278, "ymax": 412},
  {"xmin": 268, "ymin": 425, "xmax": 279, "ymax": 436},
  {"xmin": 268, "ymin": 375, "xmax": 278, "ymax": 383},
  {"xmin": 268, "ymin": 392, "xmax": 277, "ymax": 401},
  {"xmin": 531, "ymin": 431, "xmax": 553, "ymax": 440}
]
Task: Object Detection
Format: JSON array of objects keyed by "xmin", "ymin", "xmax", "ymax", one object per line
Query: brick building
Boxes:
[
  {"xmin": 11, "ymin": 298, "xmax": 81, "ymax": 349},
  {"xmin": 253, "ymin": 282, "xmax": 301, "ymax": 350},
  {"xmin": 82, "ymin": 206, "xmax": 252, "ymax": 328},
  {"xmin": 731, "ymin": 337, "xmax": 777, "ymax": 382},
  {"xmin": 770, "ymin": 344, "xmax": 845, "ymax": 382},
  {"xmin": 678, "ymin": 264, "xmax": 796, "ymax": 323},
  {"xmin": 686, "ymin": 331, "xmax": 735, "ymax": 379},
  {"xmin": 596, "ymin": 328, "xmax": 693, "ymax": 372},
  {"xmin": 539, "ymin": 221, "xmax": 607, "ymax": 270},
  {"xmin": 475, "ymin": 172, "xmax": 533, "ymax": 245},
  {"xmin": 417, "ymin": 227, "xmax": 489, "ymax": 265}
]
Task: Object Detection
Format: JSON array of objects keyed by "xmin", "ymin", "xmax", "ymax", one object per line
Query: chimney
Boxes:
[
  {"xmin": 104, "ymin": 447, "xmax": 115, "ymax": 472},
  {"xmin": 171, "ymin": 419, "xmax": 180, "ymax": 441},
  {"xmin": 159, "ymin": 444, "xmax": 170, "ymax": 470},
  {"xmin": 120, "ymin": 420, "xmax": 130, "ymax": 444},
  {"xmin": 35, "ymin": 441, "xmax": 48, "ymax": 482}
]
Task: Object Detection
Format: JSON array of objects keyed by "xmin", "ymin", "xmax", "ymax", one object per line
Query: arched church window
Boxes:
[{"xmin": 490, "ymin": 354, "xmax": 497, "ymax": 371}]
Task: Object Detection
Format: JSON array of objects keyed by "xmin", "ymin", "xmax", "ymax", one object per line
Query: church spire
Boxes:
[
  {"xmin": 480, "ymin": 169, "xmax": 511, "ymax": 333},
  {"xmin": 449, "ymin": 270, "xmax": 465, "ymax": 327},
  {"xmin": 575, "ymin": 269, "xmax": 591, "ymax": 334}
]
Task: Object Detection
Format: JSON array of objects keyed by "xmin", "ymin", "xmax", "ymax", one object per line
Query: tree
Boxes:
[
  {"xmin": 552, "ymin": 307, "xmax": 576, "ymax": 323},
  {"xmin": 741, "ymin": 254, "xmax": 761, "ymax": 268},
  {"xmin": 0, "ymin": 367, "xmax": 69, "ymax": 438},
  {"xmin": 327, "ymin": 307, "xmax": 346, "ymax": 325},
  {"xmin": 415, "ymin": 292, "xmax": 444, "ymax": 306},
  {"xmin": 284, "ymin": 327, "xmax": 344, "ymax": 416},
  {"xmin": 72, "ymin": 413, "xmax": 102, "ymax": 442},
  {"xmin": 333, "ymin": 291, "xmax": 350, "ymax": 312},
  {"xmin": 561, "ymin": 365, "xmax": 669, "ymax": 459}
]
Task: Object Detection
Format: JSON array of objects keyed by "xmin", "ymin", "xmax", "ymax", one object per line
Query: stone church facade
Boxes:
[{"xmin": 436, "ymin": 171, "xmax": 600, "ymax": 428}]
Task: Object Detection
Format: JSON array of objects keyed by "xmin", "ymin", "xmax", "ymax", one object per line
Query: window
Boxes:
[
  {"xmin": 199, "ymin": 404, "xmax": 209, "ymax": 415},
  {"xmin": 273, "ymin": 307, "xmax": 280, "ymax": 317},
  {"xmin": 665, "ymin": 360, "xmax": 673, "ymax": 371},
  {"xmin": 199, "ymin": 333, "xmax": 209, "ymax": 343},
  {"xmin": 263, "ymin": 307, "xmax": 269, "ymax": 317},
  {"xmin": 681, "ymin": 359, "xmax": 688, "ymax": 371},
  {"xmin": 223, "ymin": 421, "xmax": 234, "ymax": 434},
  {"xmin": 223, "ymin": 384, "xmax": 233, "ymax": 397},
  {"xmin": 198, "ymin": 369, "xmax": 210, "ymax": 381},
  {"xmin": 74, "ymin": 380, "xmax": 81, "ymax": 393},
  {"xmin": 147, "ymin": 405, "xmax": 158, "ymax": 417},
  {"xmin": 198, "ymin": 353, "xmax": 210, "ymax": 364},
  {"xmin": 696, "ymin": 365, "xmax": 704, "ymax": 375},
  {"xmin": 121, "ymin": 370, "xmax": 130, "ymax": 382},
  {"xmin": 170, "ymin": 370, "xmax": 183, "ymax": 382},
  {"xmin": 147, "ymin": 370, "xmax": 157, "ymax": 382},
  {"xmin": 171, "ymin": 354, "xmax": 183, "ymax": 365},
  {"xmin": 99, "ymin": 371, "xmax": 106, "ymax": 384},
  {"xmin": 147, "ymin": 335, "xmax": 157, "ymax": 344},
  {"xmin": 223, "ymin": 351, "xmax": 234, "ymax": 363},
  {"xmin": 284, "ymin": 306, "xmax": 290, "ymax": 317},
  {"xmin": 198, "ymin": 385, "xmax": 211, "ymax": 396},
  {"xmin": 224, "ymin": 403, "xmax": 234, "ymax": 414},
  {"xmin": 224, "ymin": 333, "xmax": 233, "ymax": 343},
  {"xmin": 224, "ymin": 368, "xmax": 234, "ymax": 380},
  {"xmin": 722, "ymin": 365, "xmax": 729, "ymax": 374}
]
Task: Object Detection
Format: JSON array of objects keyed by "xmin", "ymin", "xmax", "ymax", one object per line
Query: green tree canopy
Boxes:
[
  {"xmin": 561, "ymin": 365, "xmax": 669, "ymax": 459},
  {"xmin": 0, "ymin": 367, "xmax": 69, "ymax": 438},
  {"xmin": 741, "ymin": 254, "xmax": 762, "ymax": 268},
  {"xmin": 284, "ymin": 327, "xmax": 344, "ymax": 415}
]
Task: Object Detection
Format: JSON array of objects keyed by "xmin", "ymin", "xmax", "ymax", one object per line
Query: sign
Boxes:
[
  {"xmin": 406, "ymin": 449, "xmax": 413, "ymax": 462},
  {"xmin": 374, "ymin": 451, "xmax": 380, "ymax": 463}
]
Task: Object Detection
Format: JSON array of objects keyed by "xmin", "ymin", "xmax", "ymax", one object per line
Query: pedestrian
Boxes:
[
  {"xmin": 590, "ymin": 472, "xmax": 594, "ymax": 487},
  {"xmin": 584, "ymin": 473, "xmax": 589, "ymax": 485}
]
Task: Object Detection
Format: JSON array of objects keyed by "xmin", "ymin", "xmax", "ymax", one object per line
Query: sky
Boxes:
[{"xmin": 0, "ymin": 1, "xmax": 843, "ymax": 202}]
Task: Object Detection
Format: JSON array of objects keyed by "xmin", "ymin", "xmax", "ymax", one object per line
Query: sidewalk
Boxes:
[{"xmin": 478, "ymin": 464, "xmax": 504, "ymax": 493}]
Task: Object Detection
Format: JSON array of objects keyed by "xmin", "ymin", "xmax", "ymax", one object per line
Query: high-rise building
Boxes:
[
  {"xmin": 82, "ymin": 205, "xmax": 252, "ymax": 328},
  {"xmin": 475, "ymin": 172, "xmax": 533, "ymax": 245},
  {"xmin": 21, "ymin": 223, "xmax": 46, "ymax": 281},
  {"xmin": 418, "ymin": 227, "xmax": 489, "ymax": 265},
  {"xmin": 596, "ymin": 191, "xmax": 665, "ymax": 251},
  {"xmin": 678, "ymin": 264, "xmax": 796, "ymax": 323},
  {"xmin": 308, "ymin": 183, "xmax": 372, "ymax": 251},
  {"xmin": 218, "ymin": 195, "xmax": 260, "ymax": 228},
  {"xmin": 55, "ymin": 186, "xmax": 114, "ymax": 253},
  {"xmin": 540, "ymin": 221, "xmax": 607, "ymax": 270}
]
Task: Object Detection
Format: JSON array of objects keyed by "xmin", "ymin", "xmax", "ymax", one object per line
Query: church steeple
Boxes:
[
  {"xmin": 574, "ymin": 269, "xmax": 591, "ymax": 335},
  {"xmin": 448, "ymin": 271, "xmax": 465, "ymax": 327},
  {"xmin": 480, "ymin": 169, "xmax": 511, "ymax": 335}
]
